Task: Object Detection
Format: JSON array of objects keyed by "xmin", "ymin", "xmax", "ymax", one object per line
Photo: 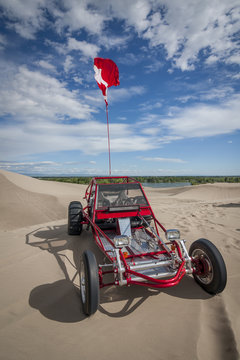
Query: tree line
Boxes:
[{"xmin": 35, "ymin": 176, "xmax": 240, "ymax": 185}]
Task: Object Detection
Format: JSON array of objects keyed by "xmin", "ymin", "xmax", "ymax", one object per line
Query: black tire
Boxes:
[
  {"xmin": 68, "ymin": 201, "xmax": 83, "ymax": 235},
  {"xmin": 189, "ymin": 238, "xmax": 227, "ymax": 294},
  {"xmin": 80, "ymin": 250, "xmax": 99, "ymax": 316}
]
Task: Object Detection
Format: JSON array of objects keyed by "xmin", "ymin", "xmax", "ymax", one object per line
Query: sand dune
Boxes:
[
  {"xmin": 173, "ymin": 182, "xmax": 240, "ymax": 202},
  {"xmin": 0, "ymin": 169, "xmax": 239, "ymax": 360},
  {"xmin": 0, "ymin": 173, "xmax": 65, "ymax": 230}
]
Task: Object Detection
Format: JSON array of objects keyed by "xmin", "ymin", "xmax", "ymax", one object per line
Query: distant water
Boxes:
[{"xmin": 141, "ymin": 182, "xmax": 191, "ymax": 188}]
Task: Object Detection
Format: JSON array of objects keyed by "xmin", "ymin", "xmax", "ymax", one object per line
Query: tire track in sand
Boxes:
[{"xmin": 197, "ymin": 296, "xmax": 239, "ymax": 360}]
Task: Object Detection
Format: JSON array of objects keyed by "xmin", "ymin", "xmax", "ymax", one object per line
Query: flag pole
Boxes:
[{"xmin": 105, "ymin": 101, "xmax": 111, "ymax": 176}]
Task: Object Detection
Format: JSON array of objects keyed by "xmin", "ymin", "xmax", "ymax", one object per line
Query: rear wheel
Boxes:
[
  {"xmin": 189, "ymin": 238, "xmax": 227, "ymax": 294},
  {"xmin": 68, "ymin": 201, "xmax": 83, "ymax": 235},
  {"xmin": 80, "ymin": 250, "xmax": 99, "ymax": 316}
]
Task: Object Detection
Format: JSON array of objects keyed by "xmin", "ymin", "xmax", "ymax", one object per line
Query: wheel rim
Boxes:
[
  {"xmin": 80, "ymin": 259, "xmax": 86, "ymax": 304},
  {"xmin": 192, "ymin": 248, "xmax": 214, "ymax": 284}
]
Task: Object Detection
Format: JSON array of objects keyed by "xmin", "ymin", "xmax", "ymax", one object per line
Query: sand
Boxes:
[{"xmin": 0, "ymin": 169, "xmax": 239, "ymax": 360}]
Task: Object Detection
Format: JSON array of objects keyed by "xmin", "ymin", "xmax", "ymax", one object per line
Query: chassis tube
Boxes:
[
  {"xmin": 126, "ymin": 250, "xmax": 168, "ymax": 259},
  {"xmin": 116, "ymin": 249, "xmax": 128, "ymax": 286},
  {"xmin": 127, "ymin": 261, "xmax": 186, "ymax": 285},
  {"xmin": 129, "ymin": 270, "xmax": 186, "ymax": 289},
  {"xmin": 130, "ymin": 270, "xmax": 178, "ymax": 282},
  {"xmin": 84, "ymin": 212, "xmax": 116, "ymax": 248},
  {"xmin": 179, "ymin": 239, "xmax": 193, "ymax": 273},
  {"xmin": 129, "ymin": 259, "xmax": 173, "ymax": 271}
]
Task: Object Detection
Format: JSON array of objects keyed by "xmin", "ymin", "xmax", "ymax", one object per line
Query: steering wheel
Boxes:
[
  {"xmin": 102, "ymin": 199, "xmax": 110, "ymax": 207},
  {"xmin": 123, "ymin": 198, "xmax": 135, "ymax": 205}
]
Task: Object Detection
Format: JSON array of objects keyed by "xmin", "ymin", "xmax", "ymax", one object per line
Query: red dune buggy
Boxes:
[{"xmin": 68, "ymin": 177, "xmax": 227, "ymax": 316}]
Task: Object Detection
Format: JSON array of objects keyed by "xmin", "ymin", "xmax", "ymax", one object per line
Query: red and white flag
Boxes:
[{"xmin": 94, "ymin": 58, "xmax": 120, "ymax": 105}]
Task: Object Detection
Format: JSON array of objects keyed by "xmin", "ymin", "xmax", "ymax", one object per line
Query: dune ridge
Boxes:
[
  {"xmin": 0, "ymin": 173, "xmax": 65, "ymax": 230},
  {"xmin": 0, "ymin": 169, "xmax": 239, "ymax": 360}
]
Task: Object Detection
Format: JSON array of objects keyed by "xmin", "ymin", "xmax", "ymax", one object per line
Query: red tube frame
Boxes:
[{"xmin": 83, "ymin": 176, "xmax": 188, "ymax": 289}]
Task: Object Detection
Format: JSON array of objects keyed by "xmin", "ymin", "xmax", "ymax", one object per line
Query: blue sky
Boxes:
[{"xmin": 0, "ymin": 0, "xmax": 239, "ymax": 176}]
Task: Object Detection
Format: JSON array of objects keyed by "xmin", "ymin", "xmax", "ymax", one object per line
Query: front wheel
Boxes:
[
  {"xmin": 80, "ymin": 250, "xmax": 99, "ymax": 316},
  {"xmin": 189, "ymin": 238, "xmax": 227, "ymax": 294}
]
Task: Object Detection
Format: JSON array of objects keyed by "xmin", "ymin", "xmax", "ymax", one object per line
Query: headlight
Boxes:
[
  {"xmin": 165, "ymin": 229, "xmax": 180, "ymax": 241},
  {"xmin": 114, "ymin": 235, "xmax": 130, "ymax": 248}
]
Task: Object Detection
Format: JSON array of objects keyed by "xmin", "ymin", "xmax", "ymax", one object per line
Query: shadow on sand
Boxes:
[{"xmin": 26, "ymin": 224, "xmax": 211, "ymax": 322}]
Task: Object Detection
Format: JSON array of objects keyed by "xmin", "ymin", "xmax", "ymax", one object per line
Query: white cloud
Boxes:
[
  {"xmin": 159, "ymin": 95, "xmax": 240, "ymax": 138},
  {"xmin": 98, "ymin": 34, "xmax": 130, "ymax": 50},
  {"xmin": 0, "ymin": 160, "xmax": 98, "ymax": 175},
  {"xmin": 54, "ymin": 0, "xmax": 107, "ymax": 35},
  {"xmin": 0, "ymin": 65, "xmax": 95, "ymax": 122},
  {"xmin": 141, "ymin": 127, "xmax": 159, "ymax": 136},
  {"xmin": 138, "ymin": 113, "xmax": 161, "ymax": 126},
  {"xmin": 140, "ymin": 156, "xmax": 186, "ymax": 163},
  {"xmin": 231, "ymin": 73, "xmax": 240, "ymax": 80},
  {"xmin": 118, "ymin": 53, "xmax": 141, "ymax": 66},
  {"xmin": 139, "ymin": 101, "xmax": 162, "ymax": 112},
  {"xmin": 109, "ymin": 85, "xmax": 146, "ymax": 103},
  {"xmin": 110, "ymin": 136, "xmax": 157, "ymax": 152},
  {"xmin": 144, "ymin": 59, "xmax": 162, "ymax": 73},
  {"xmin": 0, "ymin": 0, "xmax": 48, "ymax": 39},
  {"xmin": 0, "ymin": 34, "xmax": 6, "ymax": 50},
  {"xmin": 176, "ymin": 95, "xmax": 197, "ymax": 103},
  {"xmin": 0, "ymin": 118, "xmax": 157, "ymax": 158},
  {"xmin": 84, "ymin": 86, "xmax": 146, "ymax": 108},
  {"xmin": 143, "ymin": 0, "xmax": 240, "ymax": 70},
  {"xmin": 0, "ymin": 64, "xmax": 155, "ymax": 158},
  {"xmin": 2, "ymin": 86, "xmax": 237, "ymax": 160},
  {"xmin": 1, "ymin": 0, "xmax": 239, "ymax": 70},
  {"xmin": 67, "ymin": 38, "xmax": 100, "ymax": 59},
  {"xmin": 109, "ymin": 0, "xmax": 151, "ymax": 33},
  {"xmin": 199, "ymin": 87, "xmax": 234, "ymax": 101},
  {"xmin": 73, "ymin": 76, "xmax": 84, "ymax": 84},
  {"xmin": 225, "ymin": 54, "xmax": 240, "ymax": 65},
  {"xmin": 0, "ymin": 161, "xmax": 57, "ymax": 167},
  {"xmin": 45, "ymin": 39, "xmax": 67, "ymax": 55},
  {"xmin": 176, "ymin": 86, "xmax": 234, "ymax": 103},
  {"xmin": 64, "ymin": 55, "xmax": 74, "ymax": 73},
  {"xmin": 37, "ymin": 60, "xmax": 57, "ymax": 72},
  {"xmin": 205, "ymin": 55, "xmax": 219, "ymax": 65},
  {"xmin": 0, "ymin": 160, "xmax": 60, "ymax": 173}
]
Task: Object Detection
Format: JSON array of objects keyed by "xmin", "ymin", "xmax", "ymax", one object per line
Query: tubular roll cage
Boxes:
[{"xmin": 81, "ymin": 176, "xmax": 191, "ymax": 289}]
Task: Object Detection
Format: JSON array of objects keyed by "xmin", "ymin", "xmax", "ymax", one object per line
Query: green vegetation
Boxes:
[
  {"xmin": 35, "ymin": 176, "xmax": 240, "ymax": 185},
  {"xmin": 35, "ymin": 176, "xmax": 92, "ymax": 184}
]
